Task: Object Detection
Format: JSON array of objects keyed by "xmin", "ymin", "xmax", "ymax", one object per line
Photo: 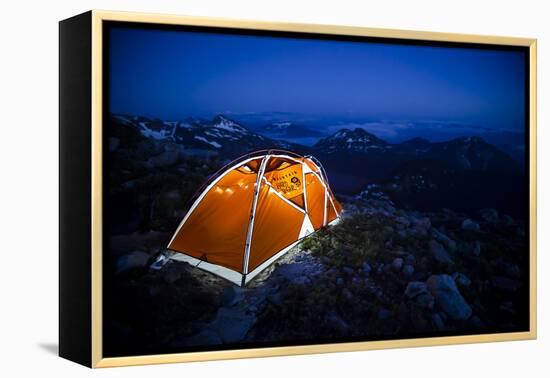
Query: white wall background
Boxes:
[{"xmin": 0, "ymin": 0, "xmax": 546, "ymax": 376}]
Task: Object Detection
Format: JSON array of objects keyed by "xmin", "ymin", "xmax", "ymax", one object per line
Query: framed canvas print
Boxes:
[{"xmin": 59, "ymin": 10, "xmax": 537, "ymax": 368}]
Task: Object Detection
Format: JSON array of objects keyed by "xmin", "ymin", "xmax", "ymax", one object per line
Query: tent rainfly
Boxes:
[{"xmin": 166, "ymin": 150, "xmax": 342, "ymax": 286}]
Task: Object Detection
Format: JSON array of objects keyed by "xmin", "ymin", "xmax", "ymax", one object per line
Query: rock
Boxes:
[
  {"xmin": 413, "ymin": 217, "xmax": 432, "ymax": 230},
  {"xmin": 405, "ymin": 254, "xmax": 416, "ymax": 265},
  {"xmin": 116, "ymin": 250, "xmax": 150, "ymax": 273},
  {"xmin": 415, "ymin": 292, "xmax": 435, "ymax": 309},
  {"xmin": 462, "ymin": 218, "xmax": 480, "ymax": 231},
  {"xmin": 391, "ymin": 258, "xmax": 404, "ymax": 271},
  {"xmin": 404, "ymin": 281, "xmax": 434, "ymax": 309},
  {"xmin": 362, "ymin": 262, "xmax": 372, "ymax": 275},
  {"xmin": 491, "ymin": 276, "xmax": 521, "ymax": 292},
  {"xmin": 109, "ymin": 137, "xmax": 120, "ymax": 152},
  {"xmin": 210, "ymin": 307, "xmax": 256, "ymax": 343},
  {"xmin": 405, "ymin": 281, "xmax": 428, "ymax": 298},
  {"xmin": 402, "ymin": 264, "xmax": 415, "ymax": 277},
  {"xmin": 480, "ymin": 208, "xmax": 499, "ymax": 224},
  {"xmin": 452, "ymin": 272, "xmax": 471, "ymax": 287},
  {"xmin": 430, "ymin": 240, "xmax": 454, "ymax": 265},
  {"xmin": 276, "ymin": 259, "xmax": 322, "ymax": 282},
  {"xmin": 431, "ymin": 228, "xmax": 457, "ymax": 251},
  {"xmin": 427, "ymin": 274, "xmax": 472, "ymax": 320},
  {"xmin": 409, "ymin": 217, "xmax": 431, "ymax": 236}
]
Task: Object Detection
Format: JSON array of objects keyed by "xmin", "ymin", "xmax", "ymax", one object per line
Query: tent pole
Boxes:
[
  {"xmin": 242, "ymin": 155, "xmax": 270, "ymax": 278},
  {"xmin": 302, "ymin": 160, "xmax": 308, "ymax": 215}
]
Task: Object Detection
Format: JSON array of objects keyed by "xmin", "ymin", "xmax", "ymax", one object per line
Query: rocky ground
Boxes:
[{"xmin": 105, "ymin": 185, "xmax": 528, "ymax": 356}]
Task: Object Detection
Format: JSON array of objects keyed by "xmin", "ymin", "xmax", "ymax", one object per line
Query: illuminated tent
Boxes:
[{"xmin": 167, "ymin": 150, "xmax": 342, "ymax": 286}]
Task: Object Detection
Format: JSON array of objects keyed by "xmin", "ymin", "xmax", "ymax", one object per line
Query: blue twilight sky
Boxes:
[{"xmin": 108, "ymin": 26, "xmax": 526, "ymax": 141}]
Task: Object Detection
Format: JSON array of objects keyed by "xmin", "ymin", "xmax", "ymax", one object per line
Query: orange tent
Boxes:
[{"xmin": 167, "ymin": 150, "xmax": 342, "ymax": 286}]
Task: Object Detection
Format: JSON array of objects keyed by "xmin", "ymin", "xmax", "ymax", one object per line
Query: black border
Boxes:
[
  {"xmin": 59, "ymin": 11, "xmax": 93, "ymax": 367},
  {"xmin": 101, "ymin": 20, "xmax": 531, "ymax": 358}
]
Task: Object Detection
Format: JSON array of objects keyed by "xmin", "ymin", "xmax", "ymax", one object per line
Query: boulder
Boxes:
[
  {"xmin": 462, "ymin": 218, "xmax": 480, "ymax": 231},
  {"xmin": 427, "ymin": 274, "xmax": 472, "ymax": 320},
  {"xmin": 405, "ymin": 281, "xmax": 428, "ymax": 298},
  {"xmin": 402, "ymin": 264, "xmax": 415, "ymax": 277},
  {"xmin": 409, "ymin": 217, "xmax": 431, "ymax": 236},
  {"xmin": 431, "ymin": 228, "xmax": 457, "ymax": 251},
  {"xmin": 362, "ymin": 262, "xmax": 372, "ymax": 275},
  {"xmin": 391, "ymin": 258, "xmax": 404, "ymax": 272},
  {"xmin": 452, "ymin": 272, "xmax": 471, "ymax": 287},
  {"xmin": 430, "ymin": 240, "xmax": 454, "ymax": 265},
  {"xmin": 404, "ymin": 281, "xmax": 434, "ymax": 309}
]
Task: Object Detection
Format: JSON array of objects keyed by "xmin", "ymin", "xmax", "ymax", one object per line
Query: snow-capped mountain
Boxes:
[
  {"xmin": 110, "ymin": 114, "xmax": 296, "ymax": 157},
  {"xmin": 315, "ymin": 128, "xmax": 390, "ymax": 154}
]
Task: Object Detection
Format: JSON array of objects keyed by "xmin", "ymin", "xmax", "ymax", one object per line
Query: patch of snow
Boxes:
[
  {"xmin": 114, "ymin": 115, "xmax": 132, "ymax": 125},
  {"xmin": 138, "ymin": 122, "xmax": 172, "ymax": 140},
  {"xmin": 213, "ymin": 118, "xmax": 247, "ymax": 134},
  {"xmin": 194, "ymin": 136, "xmax": 222, "ymax": 148}
]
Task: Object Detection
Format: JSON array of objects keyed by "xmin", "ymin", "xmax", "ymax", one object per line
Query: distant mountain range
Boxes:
[
  {"xmin": 112, "ymin": 114, "xmax": 300, "ymax": 156},
  {"xmin": 110, "ymin": 113, "xmax": 525, "ymax": 216}
]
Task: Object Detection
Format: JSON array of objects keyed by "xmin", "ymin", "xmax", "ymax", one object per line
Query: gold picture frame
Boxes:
[{"xmin": 60, "ymin": 9, "xmax": 537, "ymax": 368}]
